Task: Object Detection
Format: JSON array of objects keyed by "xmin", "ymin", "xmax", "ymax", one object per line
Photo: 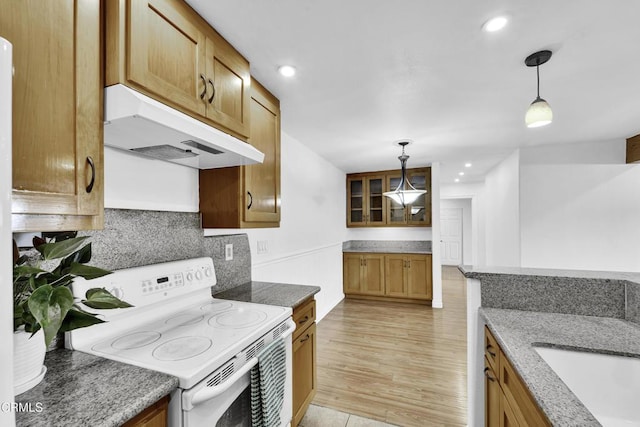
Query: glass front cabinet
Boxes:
[
  {"xmin": 347, "ymin": 168, "xmax": 431, "ymax": 228},
  {"xmin": 347, "ymin": 175, "xmax": 386, "ymax": 226}
]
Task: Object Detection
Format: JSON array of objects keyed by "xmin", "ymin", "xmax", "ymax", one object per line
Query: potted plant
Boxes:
[{"xmin": 13, "ymin": 235, "xmax": 131, "ymax": 394}]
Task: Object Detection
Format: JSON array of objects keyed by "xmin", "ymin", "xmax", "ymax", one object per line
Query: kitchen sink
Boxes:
[{"xmin": 535, "ymin": 346, "xmax": 640, "ymax": 427}]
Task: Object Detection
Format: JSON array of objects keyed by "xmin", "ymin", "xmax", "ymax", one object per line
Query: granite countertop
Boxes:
[
  {"xmin": 213, "ymin": 281, "xmax": 320, "ymax": 308},
  {"xmin": 342, "ymin": 240, "xmax": 432, "ymax": 254},
  {"xmin": 460, "ymin": 264, "xmax": 640, "ymax": 283},
  {"xmin": 481, "ymin": 307, "xmax": 640, "ymax": 426},
  {"xmin": 15, "ymin": 349, "xmax": 178, "ymax": 427}
]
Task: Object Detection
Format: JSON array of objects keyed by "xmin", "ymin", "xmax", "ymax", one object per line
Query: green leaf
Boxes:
[
  {"xmin": 27, "ymin": 285, "xmax": 74, "ymax": 347},
  {"xmin": 35, "ymin": 237, "xmax": 89, "ymax": 260},
  {"xmin": 57, "ymin": 244, "xmax": 92, "ymax": 273},
  {"xmin": 82, "ymin": 288, "xmax": 133, "ymax": 309},
  {"xmin": 13, "ymin": 265, "xmax": 46, "ymax": 278},
  {"xmin": 59, "ymin": 308, "xmax": 105, "ymax": 332},
  {"xmin": 69, "ymin": 263, "xmax": 112, "ymax": 280}
]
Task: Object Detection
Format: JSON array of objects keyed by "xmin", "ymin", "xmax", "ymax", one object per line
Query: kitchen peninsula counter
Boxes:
[
  {"xmin": 213, "ymin": 281, "xmax": 320, "ymax": 308},
  {"xmin": 482, "ymin": 307, "xmax": 640, "ymax": 426},
  {"xmin": 15, "ymin": 349, "xmax": 178, "ymax": 427}
]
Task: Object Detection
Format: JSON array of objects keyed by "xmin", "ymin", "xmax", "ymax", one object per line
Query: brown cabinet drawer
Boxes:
[
  {"xmin": 484, "ymin": 326, "xmax": 500, "ymax": 373},
  {"xmin": 293, "ymin": 298, "xmax": 315, "ymax": 340}
]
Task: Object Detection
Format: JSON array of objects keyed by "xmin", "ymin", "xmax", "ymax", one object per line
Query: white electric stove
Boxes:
[{"xmin": 66, "ymin": 257, "xmax": 294, "ymax": 427}]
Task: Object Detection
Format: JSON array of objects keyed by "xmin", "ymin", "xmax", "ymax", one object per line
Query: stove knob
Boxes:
[
  {"xmin": 186, "ymin": 272, "xmax": 194, "ymax": 282},
  {"xmin": 205, "ymin": 267, "xmax": 212, "ymax": 277},
  {"xmin": 195, "ymin": 270, "xmax": 203, "ymax": 280}
]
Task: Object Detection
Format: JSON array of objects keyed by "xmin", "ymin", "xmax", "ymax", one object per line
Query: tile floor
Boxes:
[{"xmin": 300, "ymin": 404, "xmax": 398, "ymax": 427}]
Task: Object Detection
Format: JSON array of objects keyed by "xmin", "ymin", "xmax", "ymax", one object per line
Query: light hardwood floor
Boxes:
[{"xmin": 313, "ymin": 266, "xmax": 467, "ymax": 426}]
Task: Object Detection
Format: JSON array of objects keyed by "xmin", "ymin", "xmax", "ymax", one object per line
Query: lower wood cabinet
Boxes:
[
  {"xmin": 343, "ymin": 253, "xmax": 432, "ymax": 304},
  {"xmin": 122, "ymin": 395, "xmax": 169, "ymax": 427},
  {"xmin": 484, "ymin": 327, "xmax": 550, "ymax": 427},
  {"xmin": 292, "ymin": 298, "xmax": 317, "ymax": 427}
]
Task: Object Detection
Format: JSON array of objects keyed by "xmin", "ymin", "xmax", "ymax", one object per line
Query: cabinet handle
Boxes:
[
  {"xmin": 484, "ymin": 367, "xmax": 496, "ymax": 382},
  {"xmin": 299, "ymin": 334, "xmax": 310, "ymax": 343},
  {"xmin": 86, "ymin": 156, "xmax": 95, "ymax": 193},
  {"xmin": 407, "ymin": 260, "xmax": 411, "ymax": 268},
  {"xmin": 247, "ymin": 191, "xmax": 253, "ymax": 210},
  {"xmin": 208, "ymin": 78, "xmax": 216, "ymax": 104},
  {"xmin": 199, "ymin": 74, "xmax": 207, "ymax": 100},
  {"xmin": 486, "ymin": 345, "xmax": 496, "ymax": 357},
  {"xmin": 298, "ymin": 315, "xmax": 309, "ymax": 325}
]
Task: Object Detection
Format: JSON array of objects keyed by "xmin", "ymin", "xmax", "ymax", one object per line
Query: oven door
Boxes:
[{"xmin": 180, "ymin": 319, "xmax": 295, "ymax": 427}]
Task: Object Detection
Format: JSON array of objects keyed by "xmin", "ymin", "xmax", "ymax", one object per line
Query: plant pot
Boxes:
[{"xmin": 13, "ymin": 327, "xmax": 46, "ymax": 395}]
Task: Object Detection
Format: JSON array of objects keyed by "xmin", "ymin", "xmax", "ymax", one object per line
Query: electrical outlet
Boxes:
[
  {"xmin": 225, "ymin": 244, "xmax": 233, "ymax": 261},
  {"xmin": 257, "ymin": 240, "xmax": 269, "ymax": 255}
]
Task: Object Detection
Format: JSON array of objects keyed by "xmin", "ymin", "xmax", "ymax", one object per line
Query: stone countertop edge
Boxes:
[
  {"xmin": 342, "ymin": 240, "xmax": 432, "ymax": 254},
  {"xmin": 480, "ymin": 307, "xmax": 640, "ymax": 426},
  {"xmin": 213, "ymin": 281, "xmax": 321, "ymax": 308},
  {"xmin": 459, "ymin": 264, "xmax": 640, "ymax": 284},
  {"xmin": 15, "ymin": 349, "xmax": 179, "ymax": 427}
]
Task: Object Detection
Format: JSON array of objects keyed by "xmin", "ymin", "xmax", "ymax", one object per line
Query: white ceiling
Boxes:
[{"xmin": 187, "ymin": 0, "xmax": 640, "ymax": 184}]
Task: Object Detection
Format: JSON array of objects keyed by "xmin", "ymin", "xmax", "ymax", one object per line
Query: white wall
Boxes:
[
  {"xmin": 482, "ymin": 150, "xmax": 521, "ymax": 267},
  {"xmin": 520, "ymin": 138, "xmax": 626, "ymax": 165},
  {"xmin": 105, "ymin": 132, "xmax": 347, "ymax": 321},
  {"xmin": 430, "ymin": 163, "xmax": 443, "ymax": 308},
  {"xmin": 520, "ymin": 164, "xmax": 640, "ymax": 272}
]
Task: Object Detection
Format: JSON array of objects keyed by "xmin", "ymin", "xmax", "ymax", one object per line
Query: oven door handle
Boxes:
[{"xmin": 184, "ymin": 318, "xmax": 297, "ymax": 410}]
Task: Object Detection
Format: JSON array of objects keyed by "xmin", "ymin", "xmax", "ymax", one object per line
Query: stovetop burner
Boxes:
[
  {"xmin": 209, "ymin": 308, "xmax": 268, "ymax": 329},
  {"xmin": 165, "ymin": 313, "xmax": 205, "ymax": 326},
  {"xmin": 111, "ymin": 331, "xmax": 161, "ymax": 350},
  {"xmin": 152, "ymin": 336, "xmax": 212, "ymax": 361},
  {"xmin": 200, "ymin": 301, "xmax": 233, "ymax": 312}
]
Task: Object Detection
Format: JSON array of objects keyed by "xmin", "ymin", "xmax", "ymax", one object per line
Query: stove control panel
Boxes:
[{"xmin": 71, "ymin": 257, "xmax": 216, "ymax": 310}]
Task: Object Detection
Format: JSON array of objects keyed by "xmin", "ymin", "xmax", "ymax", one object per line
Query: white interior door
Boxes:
[{"xmin": 440, "ymin": 207, "xmax": 462, "ymax": 265}]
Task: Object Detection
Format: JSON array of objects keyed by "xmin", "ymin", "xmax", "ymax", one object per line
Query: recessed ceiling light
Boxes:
[
  {"xmin": 458, "ymin": 172, "xmax": 465, "ymax": 176},
  {"xmin": 278, "ymin": 65, "xmax": 296, "ymax": 77},
  {"xmin": 465, "ymin": 163, "xmax": 472, "ymax": 168},
  {"xmin": 483, "ymin": 15, "xmax": 508, "ymax": 33},
  {"xmin": 455, "ymin": 178, "xmax": 460, "ymax": 183}
]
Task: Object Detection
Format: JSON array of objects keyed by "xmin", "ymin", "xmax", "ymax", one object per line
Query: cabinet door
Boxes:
[
  {"xmin": 243, "ymin": 79, "xmax": 280, "ymax": 225},
  {"xmin": 384, "ymin": 255, "xmax": 407, "ymax": 297},
  {"xmin": 407, "ymin": 169, "xmax": 431, "ymax": 226},
  {"xmin": 205, "ymin": 33, "xmax": 250, "ymax": 138},
  {"xmin": 362, "ymin": 255, "xmax": 385, "ymax": 295},
  {"xmin": 343, "ymin": 254, "xmax": 363, "ymax": 294},
  {"xmin": 127, "ymin": 0, "xmax": 207, "ymax": 117},
  {"xmin": 485, "ymin": 358, "xmax": 500, "ymax": 427},
  {"xmin": 407, "ymin": 255, "xmax": 432, "ymax": 300},
  {"xmin": 366, "ymin": 176, "xmax": 386, "ymax": 225},
  {"xmin": 386, "ymin": 174, "xmax": 407, "ymax": 224},
  {"xmin": 3, "ymin": 0, "xmax": 103, "ymax": 231},
  {"xmin": 499, "ymin": 393, "xmax": 520, "ymax": 427},
  {"xmin": 347, "ymin": 177, "xmax": 366, "ymax": 226},
  {"xmin": 293, "ymin": 323, "xmax": 316, "ymax": 427},
  {"xmin": 122, "ymin": 396, "xmax": 168, "ymax": 427}
]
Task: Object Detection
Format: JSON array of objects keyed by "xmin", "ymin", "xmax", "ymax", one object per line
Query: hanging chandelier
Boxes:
[{"xmin": 383, "ymin": 141, "xmax": 426, "ymax": 206}]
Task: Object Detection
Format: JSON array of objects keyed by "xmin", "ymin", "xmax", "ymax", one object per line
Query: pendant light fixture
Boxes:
[
  {"xmin": 383, "ymin": 141, "xmax": 426, "ymax": 206},
  {"xmin": 524, "ymin": 50, "xmax": 553, "ymax": 128}
]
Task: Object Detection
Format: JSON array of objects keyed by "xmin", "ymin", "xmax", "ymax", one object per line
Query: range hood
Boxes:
[{"xmin": 103, "ymin": 84, "xmax": 264, "ymax": 169}]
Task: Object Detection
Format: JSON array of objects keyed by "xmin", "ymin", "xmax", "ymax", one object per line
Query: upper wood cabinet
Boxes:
[
  {"xmin": 627, "ymin": 134, "xmax": 640, "ymax": 163},
  {"xmin": 386, "ymin": 168, "xmax": 431, "ymax": 226},
  {"xmin": 2, "ymin": 0, "xmax": 104, "ymax": 232},
  {"xmin": 199, "ymin": 79, "xmax": 281, "ymax": 228},
  {"xmin": 347, "ymin": 175, "xmax": 386, "ymax": 227},
  {"xmin": 106, "ymin": 0, "xmax": 251, "ymax": 138},
  {"xmin": 347, "ymin": 167, "xmax": 431, "ymax": 228}
]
